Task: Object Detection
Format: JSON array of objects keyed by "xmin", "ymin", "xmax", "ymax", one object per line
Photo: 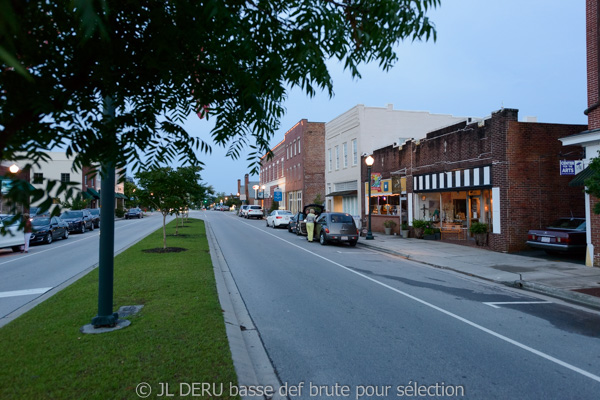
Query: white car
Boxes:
[
  {"xmin": 266, "ymin": 210, "xmax": 293, "ymax": 229},
  {"xmin": 238, "ymin": 205, "xmax": 249, "ymax": 217},
  {"xmin": 245, "ymin": 205, "xmax": 264, "ymax": 219},
  {"xmin": 0, "ymin": 215, "xmax": 25, "ymax": 253}
]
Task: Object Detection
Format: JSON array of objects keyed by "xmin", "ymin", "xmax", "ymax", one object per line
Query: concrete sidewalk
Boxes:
[{"xmin": 357, "ymin": 235, "xmax": 600, "ymax": 310}]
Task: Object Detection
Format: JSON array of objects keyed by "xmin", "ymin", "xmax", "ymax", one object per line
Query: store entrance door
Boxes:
[{"xmin": 468, "ymin": 192, "xmax": 482, "ymax": 233}]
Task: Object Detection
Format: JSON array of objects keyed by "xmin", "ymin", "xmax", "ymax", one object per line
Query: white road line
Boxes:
[
  {"xmin": 484, "ymin": 301, "xmax": 553, "ymax": 309},
  {"xmin": 243, "ymin": 222, "xmax": 600, "ymax": 384},
  {"xmin": 0, "ymin": 287, "xmax": 53, "ymax": 298}
]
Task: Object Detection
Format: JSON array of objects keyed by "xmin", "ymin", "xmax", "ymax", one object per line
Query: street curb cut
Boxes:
[
  {"xmin": 205, "ymin": 219, "xmax": 285, "ymax": 400},
  {"xmin": 358, "ymin": 241, "xmax": 600, "ymax": 312},
  {"xmin": 510, "ymin": 280, "xmax": 600, "ymax": 311}
]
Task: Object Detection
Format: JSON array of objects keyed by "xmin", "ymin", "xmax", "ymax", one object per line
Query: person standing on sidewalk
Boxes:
[
  {"xmin": 23, "ymin": 213, "xmax": 32, "ymax": 253},
  {"xmin": 305, "ymin": 208, "xmax": 316, "ymax": 242}
]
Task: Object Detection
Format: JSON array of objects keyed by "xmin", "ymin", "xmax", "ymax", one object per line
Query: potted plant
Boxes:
[
  {"xmin": 383, "ymin": 220, "xmax": 397, "ymax": 235},
  {"xmin": 400, "ymin": 223, "xmax": 409, "ymax": 238},
  {"xmin": 412, "ymin": 219, "xmax": 427, "ymax": 239},
  {"xmin": 469, "ymin": 222, "xmax": 489, "ymax": 246}
]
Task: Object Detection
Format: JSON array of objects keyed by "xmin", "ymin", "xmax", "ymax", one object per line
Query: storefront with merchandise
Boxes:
[
  {"xmin": 412, "ymin": 165, "xmax": 495, "ymax": 241},
  {"xmin": 364, "ymin": 173, "xmax": 408, "ymax": 233}
]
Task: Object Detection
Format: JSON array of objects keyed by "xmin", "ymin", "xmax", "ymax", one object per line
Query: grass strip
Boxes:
[{"xmin": 0, "ymin": 218, "xmax": 240, "ymax": 399}]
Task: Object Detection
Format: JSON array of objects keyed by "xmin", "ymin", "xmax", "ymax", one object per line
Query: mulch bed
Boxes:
[
  {"xmin": 142, "ymin": 247, "xmax": 188, "ymax": 254},
  {"xmin": 572, "ymin": 287, "xmax": 600, "ymax": 298}
]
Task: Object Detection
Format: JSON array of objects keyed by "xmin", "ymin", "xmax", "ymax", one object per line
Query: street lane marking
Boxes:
[
  {"xmin": 484, "ymin": 301, "xmax": 552, "ymax": 309},
  {"xmin": 243, "ymin": 223, "xmax": 600, "ymax": 384},
  {"xmin": 0, "ymin": 287, "xmax": 53, "ymax": 298}
]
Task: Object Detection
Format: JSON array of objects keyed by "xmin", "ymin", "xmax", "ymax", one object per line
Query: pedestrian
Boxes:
[
  {"xmin": 305, "ymin": 208, "xmax": 317, "ymax": 242},
  {"xmin": 23, "ymin": 213, "xmax": 32, "ymax": 253}
]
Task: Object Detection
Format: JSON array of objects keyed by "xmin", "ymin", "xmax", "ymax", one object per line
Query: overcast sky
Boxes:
[{"xmin": 183, "ymin": 0, "xmax": 587, "ymax": 195}]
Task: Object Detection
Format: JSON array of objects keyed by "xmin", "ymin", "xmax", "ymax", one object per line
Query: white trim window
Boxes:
[
  {"xmin": 298, "ymin": 138, "xmax": 301, "ymax": 154},
  {"xmin": 328, "ymin": 149, "xmax": 332, "ymax": 172},
  {"xmin": 335, "ymin": 146, "xmax": 340, "ymax": 170},
  {"xmin": 343, "ymin": 142, "xmax": 348, "ymax": 168},
  {"xmin": 352, "ymin": 139, "xmax": 358, "ymax": 166}
]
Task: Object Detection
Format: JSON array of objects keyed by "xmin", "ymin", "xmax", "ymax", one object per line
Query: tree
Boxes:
[
  {"xmin": 136, "ymin": 166, "xmax": 204, "ymax": 249},
  {"xmin": 1, "ymin": 1, "xmax": 439, "ymax": 208}
]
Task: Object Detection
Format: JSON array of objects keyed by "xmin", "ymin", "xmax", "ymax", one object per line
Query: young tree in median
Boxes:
[{"xmin": 136, "ymin": 166, "xmax": 204, "ymax": 249}]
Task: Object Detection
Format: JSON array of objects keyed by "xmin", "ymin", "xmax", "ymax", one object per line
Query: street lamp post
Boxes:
[{"xmin": 365, "ymin": 155, "xmax": 375, "ymax": 240}]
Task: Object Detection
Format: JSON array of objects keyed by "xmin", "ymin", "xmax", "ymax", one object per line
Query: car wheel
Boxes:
[
  {"xmin": 266, "ymin": 220, "xmax": 269, "ymax": 227},
  {"xmin": 45, "ymin": 233, "xmax": 53, "ymax": 244},
  {"xmin": 80, "ymin": 223, "xmax": 86, "ymax": 233},
  {"xmin": 12, "ymin": 246, "xmax": 21, "ymax": 253},
  {"xmin": 320, "ymin": 231, "xmax": 327, "ymax": 245},
  {"xmin": 296, "ymin": 227, "xmax": 301, "ymax": 236},
  {"xmin": 138, "ymin": 214, "xmax": 141, "ymax": 219},
  {"xmin": 349, "ymin": 240, "xmax": 357, "ymax": 247},
  {"xmin": 89, "ymin": 223, "xmax": 94, "ymax": 231},
  {"xmin": 273, "ymin": 222, "xmax": 277, "ymax": 229},
  {"xmin": 288, "ymin": 225, "xmax": 292, "ymax": 232},
  {"xmin": 63, "ymin": 230, "xmax": 69, "ymax": 240}
]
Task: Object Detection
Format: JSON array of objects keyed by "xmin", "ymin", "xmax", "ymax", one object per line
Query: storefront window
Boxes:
[{"xmin": 368, "ymin": 194, "xmax": 401, "ymax": 216}]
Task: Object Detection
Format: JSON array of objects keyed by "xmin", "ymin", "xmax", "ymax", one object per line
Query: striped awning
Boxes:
[{"xmin": 569, "ymin": 167, "xmax": 594, "ymax": 187}]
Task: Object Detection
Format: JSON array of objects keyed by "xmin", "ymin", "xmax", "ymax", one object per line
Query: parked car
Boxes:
[
  {"xmin": 526, "ymin": 217, "xmax": 586, "ymax": 254},
  {"xmin": 30, "ymin": 216, "xmax": 69, "ymax": 244},
  {"xmin": 221, "ymin": 205, "xmax": 230, "ymax": 211},
  {"xmin": 288, "ymin": 211, "xmax": 305, "ymax": 234},
  {"xmin": 296, "ymin": 204, "xmax": 325, "ymax": 236},
  {"xmin": 314, "ymin": 212, "xmax": 359, "ymax": 247},
  {"xmin": 266, "ymin": 210, "xmax": 293, "ymax": 228},
  {"xmin": 239, "ymin": 205, "xmax": 249, "ymax": 217},
  {"xmin": 0, "ymin": 215, "xmax": 25, "ymax": 252},
  {"xmin": 88, "ymin": 208, "xmax": 101, "ymax": 228},
  {"xmin": 125, "ymin": 207, "xmax": 143, "ymax": 219},
  {"xmin": 245, "ymin": 205, "xmax": 264, "ymax": 219},
  {"xmin": 61, "ymin": 209, "xmax": 94, "ymax": 233}
]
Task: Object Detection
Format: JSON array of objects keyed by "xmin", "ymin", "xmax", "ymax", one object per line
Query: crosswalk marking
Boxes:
[{"xmin": 0, "ymin": 287, "xmax": 53, "ymax": 299}]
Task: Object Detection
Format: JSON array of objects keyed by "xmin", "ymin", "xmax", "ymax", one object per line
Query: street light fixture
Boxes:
[
  {"xmin": 8, "ymin": 164, "xmax": 19, "ymax": 174},
  {"xmin": 365, "ymin": 155, "xmax": 375, "ymax": 240}
]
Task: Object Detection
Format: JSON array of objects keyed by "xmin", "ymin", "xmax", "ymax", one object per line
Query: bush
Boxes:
[
  {"xmin": 424, "ymin": 228, "xmax": 434, "ymax": 235},
  {"xmin": 401, "ymin": 223, "xmax": 408, "ymax": 230},
  {"xmin": 412, "ymin": 219, "xmax": 428, "ymax": 228},
  {"xmin": 383, "ymin": 220, "xmax": 397, "ymax": 228},
  {"xmin": 115, "ymin": 208, "xmax": 125, "ymax": 218},
  {"xmin": 469, "ymin": 222, "xmax": 488, "ymax": 234}
]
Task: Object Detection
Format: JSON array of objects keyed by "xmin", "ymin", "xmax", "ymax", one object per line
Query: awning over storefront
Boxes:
[
  {"xmin": 86, "ymin": 188, "xmax": 100, "ymax": 199},
  {"xmin": 82, "ymin": 191, "xmax": 95, "ymax": 200},
  {"xmin": 116, "ymin": 193, "xmax": 128, "ymax": 199},
  {"xmin": 569, "ymin": 167, "xmax": 594, "ymax": 187},
  {"xmin": 326, "ymin": 190, "xmax": 358, "ymax": 197}
]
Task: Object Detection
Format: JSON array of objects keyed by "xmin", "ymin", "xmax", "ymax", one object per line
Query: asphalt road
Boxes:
[
  {"xmin": 203, "ymin": 210, "xmax": 600, "ymax": 399},
  {"xmin": 0, "ymin": 212, "xmax": 173, "ymax": 326}
]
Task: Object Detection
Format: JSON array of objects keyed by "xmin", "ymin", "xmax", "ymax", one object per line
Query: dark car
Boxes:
[
  {"xmin": 60, "ymin": 209, "xmax": 94, "ymax": 233},
  {"xmin": 88, "ymin": 208, "xmax": 101, "ymax": 228},
  {"xmin": 296, "ymin": 204, "xmax": 325, "ymax": 236},
  {"xmin": 315, "ymin": 212, "xmax": 359, "ymax": 247},
  {"xmin": 288, "ymin": 211, "xmax": 305, "ymax": 234},
  {"xmin": 125, "ymin": 207, "xmax": 143, "ymax": 219},
  {"xmin": 30, "ymin": 216, "xmax": 69, "ymax": 244},
  {"xmin": 526, "ymin": 218, "xmax": 586, "ymax": 254}
]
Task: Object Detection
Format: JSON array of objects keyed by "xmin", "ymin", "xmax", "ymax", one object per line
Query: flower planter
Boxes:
[
  {"xmin": 384, "ymin": 227, "xmax": 392, "ymax": 235},
  {"xmin": 474, "ymin": 233, "xmax": 488, "ymax": 246},
  {"xmin": 400, "ymin": 230, "xmax": 409, "ymax": 239}
]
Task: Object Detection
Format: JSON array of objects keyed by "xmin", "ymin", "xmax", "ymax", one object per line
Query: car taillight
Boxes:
[
  {"xmin": 325, "ymin": 228, "xmax": 330, "ymax": 233},
  {"xmin": 528, "ymin": 234, "xmax": 536, "ymax": 240},
  {"xmin": 276, "ymin": 216, "xmax": 282, "ymax": 219},
  {"xmin": 557, "ymin": 237, "xmax": 570, "ymax": 244}
]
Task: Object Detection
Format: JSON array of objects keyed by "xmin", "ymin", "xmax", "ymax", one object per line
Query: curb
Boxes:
[{"xmin": 358, "ymin": 241, "xmax": 600, "ymax": 312}]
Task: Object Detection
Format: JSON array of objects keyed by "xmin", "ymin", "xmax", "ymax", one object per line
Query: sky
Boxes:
[{"xmin": 183, "ymin": 0, "xmax": 587, "ymax": 195}]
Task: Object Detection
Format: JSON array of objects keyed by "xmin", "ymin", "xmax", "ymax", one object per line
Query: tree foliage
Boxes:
[
  {"xmin": 586, "ymin": 156, "xmax": 600, "ymax": 214},
  {"xmin": 135, "ymin": 166, "xmax": 204, "ymax": 248},
  {"xmin": 1, "ymin": 0, "xmax": 439, "ymax": 171}
]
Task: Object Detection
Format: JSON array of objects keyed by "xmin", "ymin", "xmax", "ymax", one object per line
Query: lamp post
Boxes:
[
  {"xmin": 261, "ymin": 185, "xmax": 266, "ymax": 209},
  {"xmin": 365, "ymin": 155, "xmax": 375, "ymax": 240}
]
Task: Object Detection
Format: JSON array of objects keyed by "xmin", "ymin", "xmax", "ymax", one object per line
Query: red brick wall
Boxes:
[
  {"xmin": 587, "ymin": 0, "xmax": 600, "ymax": 129},
  {"xmin": 369, "ymin": 108, "xmax": 587, "ymax": 253},
  {"xmin": 302, "ymin": 121, "xmax": 326, "ymax": 205}
]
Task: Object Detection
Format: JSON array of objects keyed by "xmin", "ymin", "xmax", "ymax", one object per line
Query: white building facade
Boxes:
[{"xmin": 325, "ymin": 104, "xmax": 469, "ymax": 217}]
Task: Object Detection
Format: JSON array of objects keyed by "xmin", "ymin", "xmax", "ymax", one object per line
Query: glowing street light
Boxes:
[{"xmin": 365, "ymin": 155, "xmax": 375, "ymax": 240}]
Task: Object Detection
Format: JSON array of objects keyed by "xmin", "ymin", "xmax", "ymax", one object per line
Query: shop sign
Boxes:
[
  {"xmin": 392, "ymin": 176, "xmax": 406, "ymax": 194},
  {"xmin": 273, "ymin": 189, "xmax": 282, "ymax": 201},
  {"xmin": 560, "ymin": 160, "xmax": 584, "ymax": 175},
  {"xmin": 371, "ymin": 173, "xmax": 382, "ymax": 192}
]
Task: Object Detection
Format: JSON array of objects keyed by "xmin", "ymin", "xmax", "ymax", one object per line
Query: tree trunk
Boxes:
[
  {"xmin": 162, "ymin": 213, "xmax": 167, "ymax": 249},
  {"xmin": 175, "ymin": 213, "xmax": 179, "ymax": 235}
]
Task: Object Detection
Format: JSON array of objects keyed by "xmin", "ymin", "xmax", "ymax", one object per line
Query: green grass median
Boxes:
[{"xmin": 0, "ymin": 218, "xmax": 240, "ymax": 399}]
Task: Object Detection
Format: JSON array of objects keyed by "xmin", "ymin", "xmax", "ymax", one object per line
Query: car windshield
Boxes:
[
  {"xmin": 330, "ymin": 214, "xmax": 354, "ymax": 223},
  {"xmin": 89, "ymin": 209, "xmax": 100, "ymax": 215},
  {"xmin": 547, "ymin": 219, "xmax": 586, "ymax": 230},
  {"xmin": 32, "ymin": 218, "xmax": 51, "ymax": 226},
  {"xmin": 62, "ymin": 211, "xmax": 82, "ymax": 219}
]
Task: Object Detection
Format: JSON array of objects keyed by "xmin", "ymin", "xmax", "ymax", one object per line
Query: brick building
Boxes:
[
  {"xmin": 259, "ymin": 119, "xmax": 325, "ymax": 213},
  {"xmin": 364, "ymin": 108, "xmax": 586, "ymax": 252},
  {"xmin": 558, "ymin": 0, "xmax": 600, "ymax": 266}
]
